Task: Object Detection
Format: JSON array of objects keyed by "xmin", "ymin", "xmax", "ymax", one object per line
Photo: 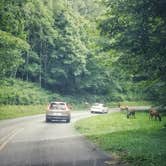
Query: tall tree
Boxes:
[
  {"xmin": 0, "ymin": 0, "xmax": 29, "ymax": 78},
  {"xmin": 100, "ymin": 0, "xmax": 166, "ymax": 104}
]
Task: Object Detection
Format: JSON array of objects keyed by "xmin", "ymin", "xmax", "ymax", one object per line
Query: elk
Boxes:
[
  {"xmin": 149, "ymin": 108, "xmax": 161, "ymax": 121},
  {"xmin": 126, "ymin": 107, "xmax": 136, "ymax": 119},
  {"xmin": 67, "ymin": 104, "xmax": 72, "ymax": 110},
  {"xmin": 118, "ymin": 103, "xmax": 128, "ymax": 112}
]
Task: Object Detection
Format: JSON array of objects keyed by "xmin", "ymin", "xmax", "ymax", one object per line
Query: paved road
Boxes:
[
  {"xmin": 0, "ymin": 106, "xmax": 150, "ymax": 166},
  {"xmin": 0, "ymin": 111, "xmax": 111, "ymax": 166}
]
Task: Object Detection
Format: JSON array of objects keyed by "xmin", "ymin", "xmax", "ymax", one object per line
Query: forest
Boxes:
[{"xmin": 0, "ymin": 0, "xmax": 165, "ymax": 105}]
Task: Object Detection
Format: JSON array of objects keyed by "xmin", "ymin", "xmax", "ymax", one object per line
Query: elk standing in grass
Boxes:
[
  {"xmin": 126, "ymin": 107, "xmax": 136, "ymax": 119},
  {"xmin": 149, "ymin": 108, "xmax": 161, "ymax": 121}
]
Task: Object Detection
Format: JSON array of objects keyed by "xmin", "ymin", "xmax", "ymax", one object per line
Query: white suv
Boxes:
[{"xmin": 90, "ymin": 103, "xmax": 108, "ymax": 114}]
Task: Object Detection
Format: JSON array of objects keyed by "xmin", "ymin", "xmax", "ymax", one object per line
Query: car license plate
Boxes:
[{"xmin": 55, "ymin": 113, "xmax": 62, "ymax": 116}]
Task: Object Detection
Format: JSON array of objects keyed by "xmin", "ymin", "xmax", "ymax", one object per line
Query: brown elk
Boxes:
[
  {"xmin": 118, "ymin": 103, "xmax": 128, "ymax": 112},
  {"xmin": 67, "ymin": 104, "xmax": 72, "ymax": 110},
  {"xmin": 149, "ymin": 108, "xmax": 161, "ymax": 121}
]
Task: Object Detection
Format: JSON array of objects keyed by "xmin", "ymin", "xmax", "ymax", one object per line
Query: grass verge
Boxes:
[
  {"xmin": 0, "ymin": 105, "xmax": 46, "ymax": 120},
  {"xmin": 75, "ymin": 112, "xmax": 166, "ymax": 166}
]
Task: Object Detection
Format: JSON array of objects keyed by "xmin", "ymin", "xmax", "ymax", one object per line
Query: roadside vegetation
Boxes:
[
  {"xmin": 107, "ymin": 101, "xmax": 152, "ymax": 108},
  {"xmin": 0, "ymin": 105, "xmax": 46, "ymax": 120},
  {"xmin": 0, "ymin": 79, "xmax": 58, "ymax": 105},
  {"xmin": 75, "ymin": 112, "xmax": 166, "ymax": 166},
  {"xmin": 0, "ymin": 78, "xmax": 152, "ymax": 120}
]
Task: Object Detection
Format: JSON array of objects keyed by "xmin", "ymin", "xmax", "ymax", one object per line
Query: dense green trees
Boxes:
[
  {"xmin": 47, "ymin": 10, "xmax": 89, "ymax": 92},
  {"xmin": 0, "ymin": 0, "xmax": 29, "ymax": 78},
  {"xmin": 0, "ymin": 0, "xmax": 165, "ymax": 105},
  {"xmin": 100, "ymin": 0, "xmax": 166, "ymax": 104}
]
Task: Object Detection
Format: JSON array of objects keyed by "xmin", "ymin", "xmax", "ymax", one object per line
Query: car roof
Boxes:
[
  {"xmin": 94, "ymin": 103, "xmax": 103, "ymax": 105},
  {"xmin": 50, "ymin": 101, "xmax": 66, "ymax": 104}
]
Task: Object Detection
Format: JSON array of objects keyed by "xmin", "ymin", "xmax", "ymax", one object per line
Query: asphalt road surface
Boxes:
[
  {"xmin": 0, "ymin": 111, "xmax": 112, "ymax": 166},
  {"xmin": 0, "ymin": 106, "xmax": 150, "ymax": 166}
]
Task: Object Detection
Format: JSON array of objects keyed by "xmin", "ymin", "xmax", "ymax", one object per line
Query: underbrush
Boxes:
[
  {"xmin": 107, "ymin": 101, "xmax": 152, "ymax": 108},
  {"xmin": 0, "ymin": 105, "xmax": 46, "ymax": 120},
  {"xmin": 0, "ymin": 79, "xmax": 59, "ymax": 105}
]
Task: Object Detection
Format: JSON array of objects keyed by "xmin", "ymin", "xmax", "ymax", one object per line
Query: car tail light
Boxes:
[{"xmin": 47, "ymin": 104, "xmax": 50, "ymax": 111}]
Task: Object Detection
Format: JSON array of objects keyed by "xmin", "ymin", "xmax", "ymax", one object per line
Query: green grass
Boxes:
[
  {"xmin": 75, "ymin": 112, "xmax": 166, "ymax": 166},
  {"xmin": 0, "ymin": 105, "xmax": 46, "ymax": 120},
  {"xmin": 107, "ymin": 101, "xmax": 152, "ymax": 107}
]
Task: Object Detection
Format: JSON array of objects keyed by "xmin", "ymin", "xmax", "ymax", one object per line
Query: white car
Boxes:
[{"xmin": 90, "ymin": 103, "xmax": 108, "ymax": 114}]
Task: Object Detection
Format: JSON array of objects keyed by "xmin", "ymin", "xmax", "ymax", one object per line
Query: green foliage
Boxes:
[
  {"xmin": 0, "ymin": 79, "xmax": 109, "ymax": 106},
  {"xmin": 0, "ymin": 105, "xmax": 45, "ymax": 120},
  {"xmin": 0, "ymin": 0, "xmax": 165, "ymax": 105},
  {"xmin": 107, "ymin": 101, "xmax": 152, "ymax": 108},
  {"xmin": 0, "ymin": 79, "xmax": 59, "ymax": 105},
  {"xmin": 46, "ymin": 10, "xmax": 89, "ymax": 92},
  {"xmin": 75, "ymin": 112, "xmax": 166, "ymax": 166},
  {"xmin": 67, "ymin": 0, "xmax": 105, "ymax": 19},
  {"xmin": 0, "ymin": 0, "xmax": 29, "ymax": 78},
  {"xmin": 100, "ymin": 0, "xmax": 166, "ymax": 105}
]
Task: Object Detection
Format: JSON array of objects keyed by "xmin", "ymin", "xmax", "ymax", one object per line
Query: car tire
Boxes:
[
  {"xmin": 66, "ymin": 117, "xmax": 70, "ymax": 123},
  {"xmin": 46, "ymin": 118, "xmax": 50, "ymax": 122}
]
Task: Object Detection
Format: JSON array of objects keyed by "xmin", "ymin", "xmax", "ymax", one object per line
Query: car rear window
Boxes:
[{"xmin": 50, "ymin": 103, "xmax": 66, "ymax": 110}]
